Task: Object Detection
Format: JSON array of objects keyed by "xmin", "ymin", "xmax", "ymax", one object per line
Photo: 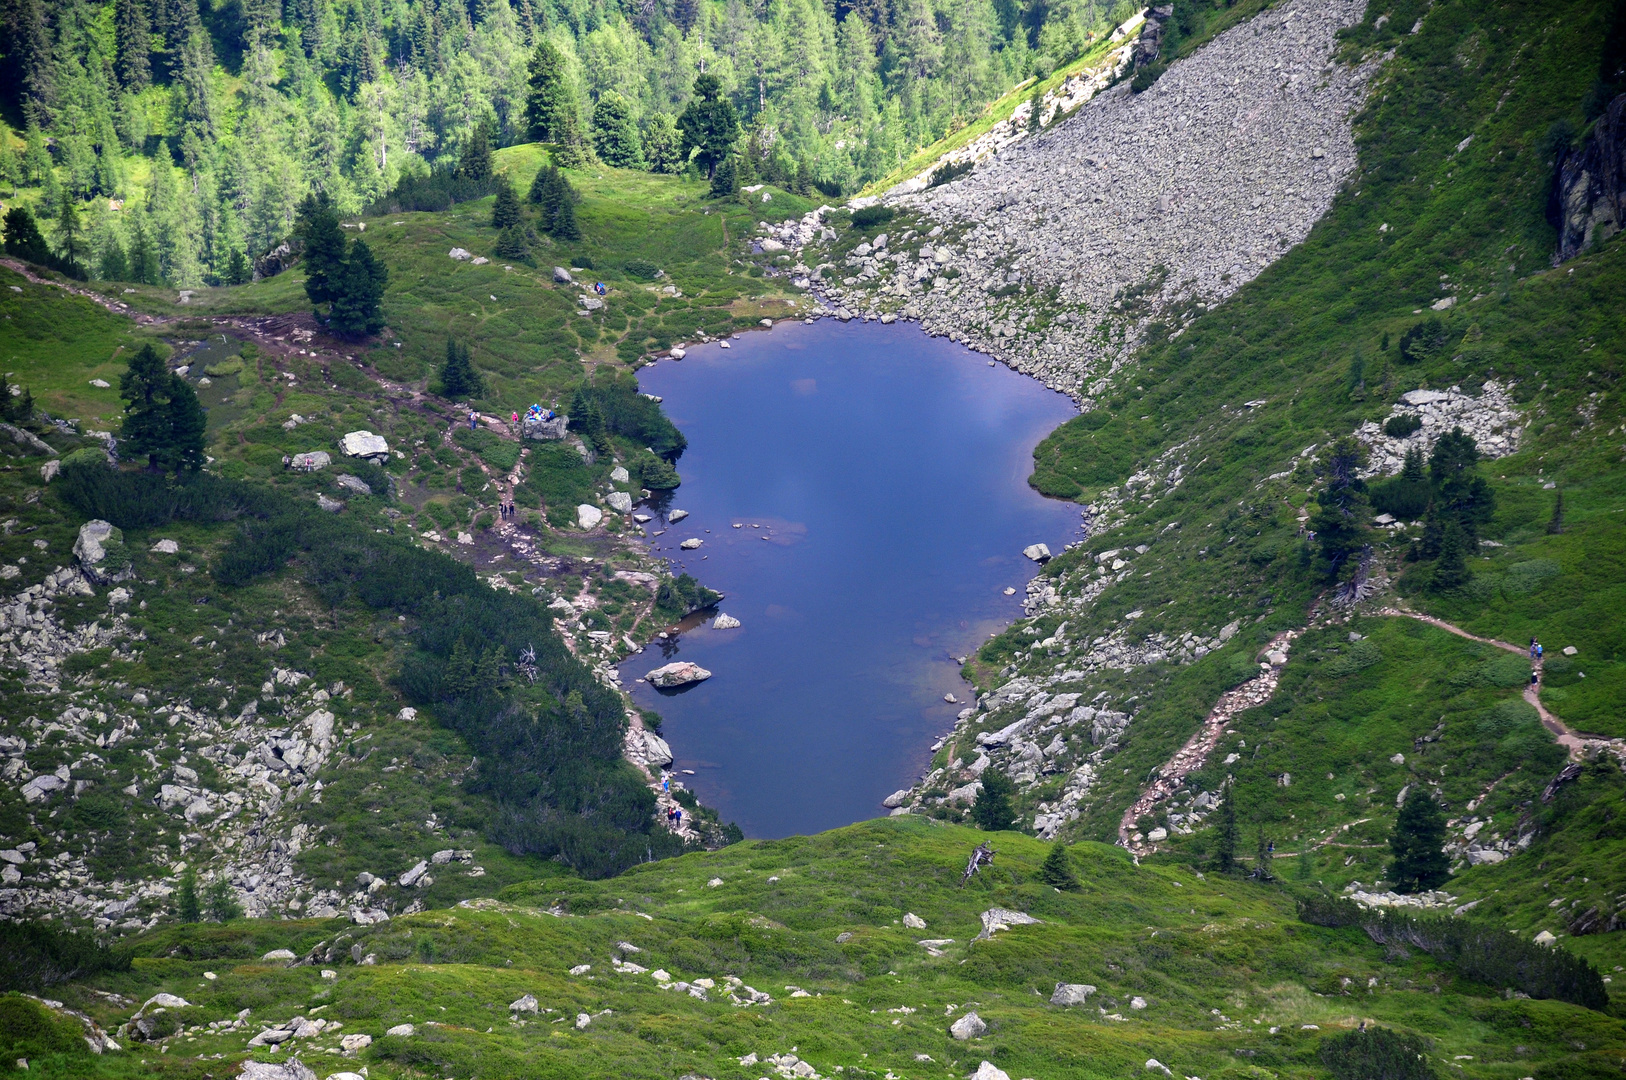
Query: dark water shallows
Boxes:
[{"xmin": 618, "ymin": 319, "xmax": 1080, "ymax": 838}]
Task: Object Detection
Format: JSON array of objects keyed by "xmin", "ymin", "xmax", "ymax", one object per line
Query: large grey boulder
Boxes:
[
  {"xmin": 641, "ymin": 730, "xmax": 674, "ymax": 767},
  {"xmin": 577, "ymin": 504, "xmax": 603, "ymax": 529},
  {"xmin": 606, "ymin": 491, "xmax": 633, "ymax": 513},
  {"xmin": 1051, "ymin": 982, "xmax": 1097, "ymax": 1006},
  {"xmin": 74, "ymin": 520, "xmax": 131, "ymax": 584},
  {"xmin": 950, "ymin": 1011, "xmax": 986, "ymax": 1039},
  {"xmin": 646, "ymin": 661, "xmax": 712, "ymax": 688},
  {"xmin": 554, "ymin": 266, "xmax": 573, "ymax": 283},
  {"xmin": 239, "ymin": 1062, "xmax": 317, "ymax": 1080}
]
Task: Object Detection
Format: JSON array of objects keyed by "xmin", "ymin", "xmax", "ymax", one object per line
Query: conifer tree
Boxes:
[
  {"xmin": 176, "ymin": 867, "xmax": 200, "ymax": 922},
  {"xmin": 971, "ymin": 769, "xmax": 1015, "ymax": 831},
  {"xmin": 328, "ymin": 239, "xmax": 387, "ymax": 338},
  {"xmin": 679, "ymin": 74, "xmax": 740, "ymax": 179},
  {"xmin": 114, "ymin": 0, "xmax": 152, "ymax": 91},
  {"xmin": 494, "ymin": 225, "xmax": 530, "ymax": 260},
  {"xmin": 297, "ymin": 193, "xmax": 347, "ymax": 306},
  {"xmin": 460, "ymin": 123, "xmax": 493, "ymax": 182},
  {"xmin": 591, "ymin": 91, "xmax": 644, "ymax": 168},
  {"xmin": 524, "ymin": 39, "xmax": 575, "ymax": 142},
  {"xmin": 1547, "ymin": 490, "xmax": 1564, "ymax": 535},
  {"xmin": 1214, "ymin": 780, "xmax": 1239, "ymax": 872},
  {"xmin": 528, "ymin": 165, "xmax": 579, "ymax": 240},
  {"xmin": 1388, "ymin": 788, "xmax": 1450, "ymax": 893},
  {"xmin": 1428, "ymin": 522, "xmax": 1470, "ymax": 592},
  {"xmin": 642, "ymin": 112, "xmax": 683, "ymax": 173},
  {"xmin": 56, "ymin": 198, "xmax": 84, "ymax": 270},
  {"xmin": 205, "ymin": 878, "xmax": 242, "ymax": 922},
  {"xmin": 1039, "ymin": 841, "xmax": 1079, "ymax": 890},
  {"xmin": 491, "ymin": 177, "xmax": 523, "ymax": 229},
  {"xmin": 100, "ymin": 237, "xmax": 130, "ymax": 282},
  {"xmin": 120, "ymin": 343, "xmax": 206, "ymax": 472},
  {"xmin": 440, "ymin": 338, "xmax": 484, "ymax": 400},
  {"xmin": 709, "ymin": 154, "xmax": 739, "ymax": 198},
  {"xmin": 225, "ymin": 247, "xmax": 250, "ymax": 285},
  {"xmin": 2, "ymin": 207, "xmax": 51, "ymax": 264},
  {"xmin": 1253, "ymin": 830, "xmax": 1273, "ymax": 881}
]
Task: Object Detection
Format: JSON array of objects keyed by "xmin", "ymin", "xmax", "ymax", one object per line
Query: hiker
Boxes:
[
  {"xmin": 511, "ymin": 411, "xmax": 518, "ymax": 423},
  {"xmin": 1530, "ymin": 638, "xmax": 1538, "ymax": 659},
  {"xmin": 1536, "ymin": 642, "xmax": 1543, "ymax": 660},
  {"xmin": 1531, "ymin": 670, "xmax": 1540, "ymax": 687},
  {"xmin": 468, "ymin": 410, "xmax": 478, "ymax": 430}
]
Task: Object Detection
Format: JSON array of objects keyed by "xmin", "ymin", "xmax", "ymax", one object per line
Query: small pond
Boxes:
[{"xmin": 618, "ymin": 319, "xmax": 1081, "ymax": 838}]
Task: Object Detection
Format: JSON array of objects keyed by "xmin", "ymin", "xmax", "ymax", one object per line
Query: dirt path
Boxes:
[
  {"xmin": 1119, "ymin": 629, "xmax": 1299, "ymax": 853},
  {"xmin": 1375, "ymin": 606, "xmax": 1621, "ymax": 758}
]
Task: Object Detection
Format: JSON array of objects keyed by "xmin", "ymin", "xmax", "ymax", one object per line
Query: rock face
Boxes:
[
  {"xmin": 74, "ymin": 520, "xmax": 130, "ymax": 584},
  {"xmin": 810, "ymin": 0, "xmax": 1373, "ymax": 399},
  {"xmin": 1551, "ymin": 93, "xmax": 1626, "ymax": 262},
  {"xmin": 646, "ymin": 662, "xmax": 712, "ymax": 688}
]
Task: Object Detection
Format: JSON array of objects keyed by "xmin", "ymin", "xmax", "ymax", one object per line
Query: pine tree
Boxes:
[
  {"xmin": 100, "ymin": 238, "xmax": 131, "ymax": 281},
  {"xmin": 440, "ymin": 338, "xmax": 484, "ymax": 400},
  {"xmin": 971, "ymin": 769, "xmax": 1015, "ymax": 831},
  {"xmin": 460, "ymin": 123, "xmax": 493, "ymax": 182},
  {"xmin": 297, "ymin": 193, "xmax": 347, "ymax": 306},
  {"xmin": 327, "ymin": 239, "xmax": 388, "ymax": 338},
  {"xmin": 114, "ymin": 0, "xmax": 152, "ymax": 91},
  {"xmin": 176, "ymin": 867, "xmax": 201, "ymax": 922},
  {"xmin": 204, "ymin": 878, "xmax": 242, "ymax": 922},
  {"xmin": 709, "ymin": 154, "xmax": 739, "ymax": 198},
  {"xmin": 1388, "ymin": 788, "xmax": 1450, "ymax": 894},
  {"xmin": 529, "ymin": 166, "xmax": 579, "ymax": 240},
  {"xmin": 225, "ymin": 247, "xmax": 250, "ymax": 285},
  {"xmin": 1428, "ymin": 522, "xmax": 1470, "ymax": 592},
  {"xmin": 1214, "ymin": 780, "xmax": 1238, "ymax": 872},
  {"xmin": 491, "ymin": 177, "xmax": 523, "ymax": 229},
  {"xmin": 1546, "ymin": 490, "xmax": 1564, "ymax": 535},
  {"xmin": 591, "ymin": 91, "xmax": 644, "ymax": 168},
  {"xmin": 2, "ymin": 207, "xmax": 51, "ymax": 264},
  {"xmin": 524, "ymin": 38, "xmax": 575, "ymax": 142},
  {"xmin": 1252, "ymin": 830, "xmax": 1273, "ymax": 881},
  {"xmin": 119, "ymin": 343, "xmax": 206, "ymax": 472},
  {"xmin": 642, "ymin": 113, "xmax": 683, "ymax": 173},
  {"xmin": 1039, "ymin": 841, "xmax": 1079, "ymax": 890},
  {"xmin": 678, "ymin": 74, "xmax": 741, "ymax": 179}
]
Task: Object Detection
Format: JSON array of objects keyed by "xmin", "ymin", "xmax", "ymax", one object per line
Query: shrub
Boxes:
[
  {"xmin": 0, "ymin": 994, "xmax": 91, "ymax": 1064},
  {"xmin": 850, "ymin": 205, "xmax": 894, "ymax": 229},
  {"xmin": 1384, "ymin": 413, "xmax": 1423, "ymax": 438},
  {"xmin": 624, "ymin": 258, "xmax": 662, "ymax": 280},
  {"xmin": 1319, "ymin": 1027, "xmax": 1438, "ymax": 1080},
  {"xmin": 654, "ymin": 573, "xmax": 720, "ymax": 621},
  {"xmin": 971, "ymin": 769, "xmax": 1016, "ymax": 831},
  {"xmin": 0, "ymin": 923, "xmax": 131, "ymax": 991},
  {"xmin": 1397, "ymin": 318, "xmax": 1450, "ymax": 364},
  {"xmin": 928, "ymin": 159, "xmax": 974, "ymax": 188}
]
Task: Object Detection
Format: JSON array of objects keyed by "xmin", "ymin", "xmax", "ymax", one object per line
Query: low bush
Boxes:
[
  {"xmin": 1319, "ymin": 1026, "xmax": 1438, "ymax": 1080},
  {"xmin": 1384, "ymin": 413, "xmax": 1424, "ymax": 438},
  {"xmin": 0, "ymin": 922, "xmax": 131, "ymax": 990},
  {"xmin": 850, "ymin": 205, "xmax": 894, "ymax": 230},
  {"xmin": 0, "ymin": 994, "xmax": 90, "ymax": 1065},
  {"xmin": 928, "ymin": 159, "xmax": 974, "ymax": 188}
]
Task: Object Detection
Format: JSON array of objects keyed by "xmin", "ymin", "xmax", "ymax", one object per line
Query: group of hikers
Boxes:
[{"xmin": 1530, "ymin": 638, "xmax": 1544, "ymax": 687}]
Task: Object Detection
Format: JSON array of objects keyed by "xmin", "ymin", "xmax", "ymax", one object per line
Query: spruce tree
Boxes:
[
  {"xmin": 1252, "ymin": 830, "xmax": 1273, "ymax": 881},
  {"xmin": 494, "ymin": 225, "xmax": 530, "ymax": 260},
  {"xmin": 56, "ymin": 198, "xmax": 83, "ymax": 270},
  {"xmin": 119, "ymin": 343, "xmax": 206, "ymax": 472},
  {"xmin": 1387, "ymin": 788, "xmax": 1450, "ymax": 894},
  {"xmin": 1214, "ymin": 780, "xmax": 1239, "ymax": 872},
  {"xmin": 1039, "ymin": 841, "xmax": 1079, "ymax": 890},
  {"xmin": 971, "ymin": 769, "xmax": 1015, "ymax": 831},
  {"xmin": 491, "ymin": 177, "xmax": 523, "ymax": 229},
  {"xmin": 205, "ymin": 878, "xmax": 242, "ymax": 922},
  {"xmin": 1428, "ymin": 523, "xmax": 1470, "ymax": 592},
  {"xmin": 709, "ymin": 154, "xmax": 739, "ymax": 198},
  {"xmin": 114, "ymin": 0, "xmax": 152, "ymax": 91},
  {"xmin": 524, "ymin": 39, "xmax": 575, "ymax": 142},
  {"xmin": 529, "ymin": 166, "xmax": 580, "ymax": 240},
  {"xmin": 1309, "ymin": 436, "xmax": 1373, "ymax": 584},
  {"xmin": 176, "ymin": 867, "xmax": 201, "ymax": 922},
  {"xmin": 678, "ymin": 73, "xmax": 740, "ymax": 179},
  {"xmin": 297, "ymin": 193, "xmax": 347, "ymax": 307},
  {"xmin": 440, "ymin": 338, "xmax": 484, "ymax": 400},
  {"xmin": 100, "ymin": 238, "xmax": 130, "ymax": 282},
  {"xmin": 460, "ymin": 123, "xmax": 493, "ymax": 182},
  {"xmin": 2, "ymin": 207, "xmax": 51, "ymax": 265},
  {"xmin": 1546, "ymin": 490, "xmax": 1564, "ymax": 535},
  {"xmin": 591, "ymin": 91, "xmax": 644, "ymax": 168},
  {"xmin": 225, "ymin": 247, "xmax": 250, "ymax": 285},
  {"xmin": 642, "ymin": 113, "xmax": 683, "ymax": 173},
  {"xmin": 328, "ymin": 239, "xmax": 388, "ymax": 337}
]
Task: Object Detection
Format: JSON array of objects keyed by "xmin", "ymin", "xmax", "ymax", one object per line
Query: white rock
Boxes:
[
  {"xmin": 610, "ymin": 466, "xmax": 630, "ymax": 483},
  {"xmin": 950, "ymin": 1011, "xmax": 987, "ymax": 1039},
  {"xmin": 510, "ymin": 994, "xmax": 539, "ymax": 1014},
  {"xmin": 339, "ymin": 431, "xmax": 389, "ymax": 459},
  {"xmin": 607, "ymin": 491, "xmax": 633, "ymax": 513},
  {"xmin": 668, "ymin": 509, "xmax": 689, "ymax": 522},
  {"xmin": 74, "ymin": 519, "xmax": 128, "ymax": 583},
  {"xmin": 569, "ymin": 964, "xmax": 591, "ymax": 975},
  {"xmin": 575, "ymin": 1012, "xmax": 591, "ymax": 1029},
  {"xmin": 640, "ymin": 730, "xmax": 673, "ymax": 767},
  {"xmin": 1390, "ymin": 753, "xmax": 1405, "ymax": 765},
  {"xmin": 386, "ymin": 1023, "xmax": 415, "ymax": 1036},
  {"xmin": 150, "ymin": 539, "xmax": 179, "ymax": 554},
  {"xmin": 398, "ymin": 860, "xmax": 429, "ymax": 887},
  {"xmin": 1145, "ymin": 1059, "xmax": 1172, "ymax": 1075},
  {"xmin": 449, "ymin": 248, "xmax": 472, "ymax": 260},
  {"xmin": 1051, "ymin": 983, "xmax": 1097, "ymax": 1006},
  {"xmin": 903, "ymin": 912, "xmax": 927, "ymax": 930},
  {"xmin": 1563, "ymin": 645, "xmax": 1578, "ymax": 656},
  {"xmin": 882, "ymin": 789, "xmax": 911, "ymax": 809},
  {"xmin": 239, "ymin": 1063, "xmax": 316, "ymax": 1080},
  {"xmin": 712, "ymin": 613, "xmax": 741, "ymax": 629},
  {"xmin": 1146, "ymin": 827, "xmax": 1167, "ymax": 842},
  {"xmin": 1023, "ymin": 543, "xmax": 1052, "ymax": 562},
  {"xmin": 679, "ymin": 537, "xmax": 703, "ymax": 549},
  {"xmin": 554, "ymin": 266, "xmax": 572, "ymax": 283},
  {"xmin": 1129, "ymin": 995, "xmax": 1148, "ymax": 1009},
  {"xmin": 707, "ymin": 877, "xmax": 724, "ymax": 888},
  {"xmin": 645, "ymin": 661, "xmax": 712, "ymax": 688},
  {"xmin": 1534, "ymin": 930, "xmax": 1557, "ymax": 946},
  {"xmin": 260, "ymin": 948, "xmax": 297, "ymax": 962},
  {"xmin": 577, "ymin": 504, "xmax": 604, "ymax": 529},
  {"xmin": 141, "ymin": 993, "xmax": 191, "ymax": 1011},
  {"xmin": 398, "ymin": 707, "xmax": 417, "ymax": 721},
  {"xmin": 972, "ymin": 1063, "xmax": 1010, "ymax": 1080},
  {"xmin": 976, "ymin": 907, "xmax": 1041, "ymax": 940}
]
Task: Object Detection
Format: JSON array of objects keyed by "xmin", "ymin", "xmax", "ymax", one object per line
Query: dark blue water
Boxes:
[{"xmin": 618, "ymin": 319, "xmax": 1080, "ymax": 838}]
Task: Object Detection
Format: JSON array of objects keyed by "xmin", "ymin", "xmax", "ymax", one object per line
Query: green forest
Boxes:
[{"xmin": 0, "ymin": 0, "xmax": 1138, "ymax": 288}]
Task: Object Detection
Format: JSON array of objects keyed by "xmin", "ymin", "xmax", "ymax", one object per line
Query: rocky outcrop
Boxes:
[
  {"xmin": 1355, "ymin": 383, "xmax": 1525, "ymax": 479},
  {"xmin": 645, "ymin": 661, "xmax": 712, "ymax": 688},
  {"xmin": 1550, "ymin": 94, "xmax": 1626, "ymax": 262}
]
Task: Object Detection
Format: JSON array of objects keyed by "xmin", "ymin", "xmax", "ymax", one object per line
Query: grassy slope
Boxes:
[{"xmin": 20, "ymin": 818, "xmax": 1626, "ymax": 1079}]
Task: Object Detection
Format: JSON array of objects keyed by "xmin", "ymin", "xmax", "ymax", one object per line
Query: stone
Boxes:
[
  {"xmin": 239, "ymin": 1062, "xmax": 317, "ymax": 1080},
  {"xmin": 39, "ymin": 459, "xmax": 59, "ymax": 482},
  {"xmin": 1534, "ymin": 930, "xmax": 1557, "ymax": 946},
  {"xmin": 950, "ymin": 1011, "xmax": 986, "ymax": 1039},
  {"xmin": 386, "ymin": 1023, "xmax": 415, "ymax": 1036},
  {"xmin": 569, "ymin": 964, "xmax": 591, "ymax": 975},
  {"xmin": 339, "ymin": 431, "xmax": 390, "ymax": 460},
  {"xmin": 398, "ymin": 860, "xmax": 429, "ymax": 887},
  {"xmin": 610, "ymin": 466, "xmax": 630, "ymax": 483},
  {"xmin": 1129, "ymin": 996, "xmax": 1148, "ymax": 1009},
  {"xmin": 641, "ymin": 730, "xmax": 674, "ymax": 767},
  {"xmin": 976, "ymin": 907, "xmax": 1041, "ymax": 940},
  {"xmin": 554, "ymin": 266, "xmax": 573, "ymax": 283},
  {"xmin": 1145, "ymin": 1060, "xmax": 1172, "ymax": 1075},
  {"xmin": 1563, "ymin": 645, "xmax": 1578, "ymax": 656},
  {"xmin": 577, "ymin": 504, "xmax": 603, "ymax": 530},
  {"xmin": 712, "ymin": 613, "xmax": 741, "ymax": 629},
  {"xmin": 668, "ymin": 509, "xmax": 689, "ymax": 522},
  {"xmin": 882, "ymin": 789, "xmax": 911, "ymax": 809},
  {"xmin": 607, "ymin": 491, "xmax": 633, "ymax": 513},
  {"xmin": 903, "ymin": 912, "xmax": 927, "ymax": 930},
  {"xmin": 1146, "ymin": 827, "xmax": 1167, "ymax": 842},
  {"xmin": 645, "ymin": 661, "xmax": 712, "ymax": 688},
  {"xmin": 74, "ymin": 520, "xmax": 131, "ymax": 584},
  {"xmin": 317, "ymin": 494, "xmax": 344, "ymax": 513},
  {"xmin": 335, "ymin": 473, "xmax": 372, "ymax": 496},
  {"xmin": 510, "ymin": 994, "xmax": 539, "ymax": 1014},
  {"xmin": 261, "ymin": 948, "xmax": 297, "ymax": 962},
  {"xmin": 1390, "ymin": 753, "xmax": 1405, "ymax": 765},
  {"xmin": 972, "ymin": 1063, "xmax": 1010, "ymax": 1080},
  {"xmin": 21, "ymin": 774, "xmax": 66, "ymax": 803},
  {"xmin": 449, "ymin": 248, "xmax": 472, "ymax": 260},
  {"xmin": 1051, "ymin": 982, "xmax": 1097, "ymax": 1006},
  {"xmin": 575, "ymin": 1013, "xmax": 592, "ymax": 1029},
  {"xmin": 1023, "ymin": 543, "xmax": 1052, "ymax": 562},
  {"xmin": 150, "ymin": 539, "xmax": 179, "ymax": 554},
  {"xmin": 140, "ymin": 993, "xmax": 191, "ymax": 1011},
  {"xmin": 1466, "ymin": 849, "xmax": 1506, "ymax": 866},
  {"xmin": 456, "ymin": 531, "xmax": 474, "ymax": 545},
  {"xmin": 287, "ymin": 451, "xmax": 330, "ymax": 471},
  {"xmin": 679, "ymin": 537, "xmax": 703, "ymax": 549}
]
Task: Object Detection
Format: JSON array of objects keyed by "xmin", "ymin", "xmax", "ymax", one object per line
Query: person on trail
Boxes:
[
  {"xmin": 1536, "ymin": 642, "xmax": 1543, "ymax": 660},
  {"xmin": 511, "ymin": 411, "xmax": 518, "ymax": 423},
  {"xmin": 1531, "ymin": 670, "xmax": 1540, "ymax": 687},
  {"xmin": 469, "ymin": 410, "xmax": 478, "ymax": 430},
  {"xmin": 1531, "ymin": 638, "xmax": 1538, "ymax": 659}
]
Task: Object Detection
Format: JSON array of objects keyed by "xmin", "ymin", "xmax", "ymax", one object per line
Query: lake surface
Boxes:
[{"xmin": 618, "ymin": 319, "xmax": 1081, "ymax": 838}]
